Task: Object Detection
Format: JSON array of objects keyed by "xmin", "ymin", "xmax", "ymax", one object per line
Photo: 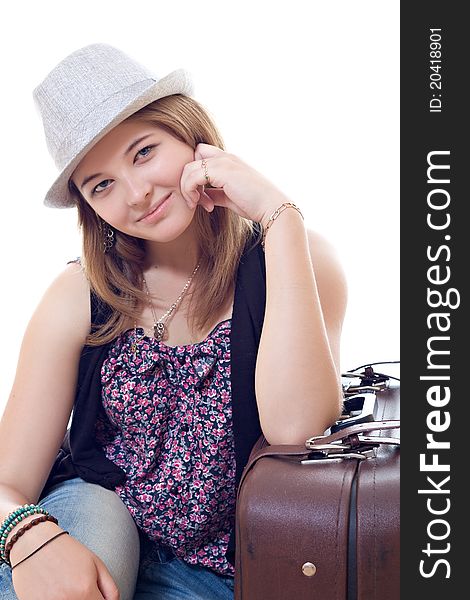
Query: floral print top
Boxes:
[{"xmin": 94, "ymin": 319, "xmax": 236, "ymax": 576}]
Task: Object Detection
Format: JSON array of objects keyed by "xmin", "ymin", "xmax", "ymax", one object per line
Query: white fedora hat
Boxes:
[{"xmin": 33, "ymin": 43, "xmax": 193, "ymax": 208}]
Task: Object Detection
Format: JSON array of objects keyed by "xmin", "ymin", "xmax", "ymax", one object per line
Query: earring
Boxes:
[{"xmin": 101, "ymin": 221, "xmax": 115, "ymax": 253}]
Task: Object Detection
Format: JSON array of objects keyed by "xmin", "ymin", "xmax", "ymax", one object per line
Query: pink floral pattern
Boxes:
[{"xmin": 95, "ymin": 319, "xmax": 235, "ymax": 576}]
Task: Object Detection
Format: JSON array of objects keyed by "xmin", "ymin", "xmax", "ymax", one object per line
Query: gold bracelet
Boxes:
[{"xmin": 261, "ymin": 202, "xmax": 304, "ymax": 250}]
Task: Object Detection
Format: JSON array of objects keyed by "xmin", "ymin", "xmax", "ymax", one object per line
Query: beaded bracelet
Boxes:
[
  {"xmin": 1, "ymin": 505, "xmax": 50, "ymax": 563},
  {"xmin": 4, "ymin": 514, "xmax": 59, "ymax": 566},
  {"xmin": 1, "ymin": 504, "xmax": 36, "ymax": 537},
  {"xmin": 1, "ymin": 504, "xmax": 47, "ymax": 539},
  {"xmin": 261, "ymin": 202, "xmax": 304, "ymax": 250}
]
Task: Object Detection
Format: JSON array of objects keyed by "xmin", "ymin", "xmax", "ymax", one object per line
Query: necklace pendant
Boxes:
[{"xmin": 154, "ymin": 322, "xmax": 165, "ymax": 341}]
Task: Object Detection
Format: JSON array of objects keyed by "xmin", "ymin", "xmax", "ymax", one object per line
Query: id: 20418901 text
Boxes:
[{"xmin": 429, "ymin": 28, "xmax": 443, "ymax": 113}]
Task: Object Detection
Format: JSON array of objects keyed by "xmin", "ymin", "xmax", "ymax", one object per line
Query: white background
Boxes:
[{"xmin": 0, "ymin": 0, "xmax": 399, "ymax": 416}]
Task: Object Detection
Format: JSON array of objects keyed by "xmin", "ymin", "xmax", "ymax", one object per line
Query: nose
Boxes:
[{"xmin": 124, "ymin": 173, "xmax": 152, "ymax": 207}]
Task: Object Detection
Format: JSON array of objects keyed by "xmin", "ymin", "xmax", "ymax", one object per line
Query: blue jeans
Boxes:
[{"xmin": 0, "ymin": 477, "xmax": 234, "ymax": 599}]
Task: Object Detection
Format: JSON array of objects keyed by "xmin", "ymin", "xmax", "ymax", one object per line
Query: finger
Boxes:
[
  {"xmin": 198, "ymin": 187, "xmax": 215, "ymax": 212},
  {"xmin": 94, "ymin": 556, "xmax": 120, "ymax": 600},
  {"xmin": 194, "ymin": 143, "xmax": 225, "ymax": 161},
  {"xmin": 180, "ymin": 160, "xmax": 218, "ymax": 208},
  {"xmin": 203, "ymin": 188, "xmax": 252, "ymax": 220},
  {"xmin": 202, "ymin": 188, "xmax": 233, "ymax": 210},
  {"xmin": 179, "ymin": 162, "xmax": 201, "ymax": 207}
]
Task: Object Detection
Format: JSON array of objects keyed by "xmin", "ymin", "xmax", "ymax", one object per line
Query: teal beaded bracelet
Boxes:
[
  {"xmin": 0, "ymin": 505, "xmax": 50, "ymax": 563},
  {"xmin": 1, "ymin": 505, "xmax": 45, "ymax": 543},
  {"xmin": 1, "ymin": 505, "xmax": 41, "ymax": 537}
]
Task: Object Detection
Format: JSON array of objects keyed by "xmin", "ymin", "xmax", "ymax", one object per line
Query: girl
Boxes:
[{"xmin": 0, "ymin": 43, "xmax": 347, "ymax": 599}]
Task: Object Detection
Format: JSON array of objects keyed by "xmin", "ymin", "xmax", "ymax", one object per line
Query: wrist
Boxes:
[
  {"xmin": 259, "ymin": 196, "xmax": 291, "ymax": 229},
  {"xmin": 4, "ymin": 513, "xmax": 43, "ymax": 546},
  {"xmin": 8, "ymin": 520, "xmax": 63, "ymax": 564},
  {"xmin": 260, "ymin": 202, "xmax": 304, "ymax": 249}
]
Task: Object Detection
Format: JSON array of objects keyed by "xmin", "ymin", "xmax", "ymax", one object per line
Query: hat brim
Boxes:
[{"xmin": 44, "ymin": 68, "xmax": 193, "ymax": 208}]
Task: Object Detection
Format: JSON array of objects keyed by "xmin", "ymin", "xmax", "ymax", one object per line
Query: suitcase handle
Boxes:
[
  {"xmin": 306, "ymin": 419, "xmax": 400, "ymax": 449},
  {"xmin": 240, "ymin": 418, "xmax": 400, "ymax": 482},
  {"xmin": 304, "ymin": 421, "xmax": 400, "ymax": 461},
  {"xmin": 238, "ymin": 422, "xmax": 401, "ymax": 489}
]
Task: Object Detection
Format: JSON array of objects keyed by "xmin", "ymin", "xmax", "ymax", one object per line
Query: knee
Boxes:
[{"xmin": 39, "ymin": 478, "xmax": 140, "ymax": 600}]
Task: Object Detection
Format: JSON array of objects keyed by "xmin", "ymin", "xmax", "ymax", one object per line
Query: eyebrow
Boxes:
[{"xmin": 79, "ymin": 134, "xmax": 154, "ymax": 190}]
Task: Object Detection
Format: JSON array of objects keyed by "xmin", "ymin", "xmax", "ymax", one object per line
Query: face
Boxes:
[{"xmin": 72, "ymin": 119, "xmax": 197, "ymax": 243}]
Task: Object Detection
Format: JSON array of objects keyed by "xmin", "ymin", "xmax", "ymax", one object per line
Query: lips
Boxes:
[{"xmin": 138, "ymin": 192, "xmax": 172, "ymax": 222}]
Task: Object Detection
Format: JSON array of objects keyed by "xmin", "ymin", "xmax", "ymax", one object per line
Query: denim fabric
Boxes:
[
  {"xmin": 136, "ymin": 535, "xmax": 234, "ymax": 599},
  {"xmin": 0, "ymin": 478, "xmax": 234, "ymax": 599}
]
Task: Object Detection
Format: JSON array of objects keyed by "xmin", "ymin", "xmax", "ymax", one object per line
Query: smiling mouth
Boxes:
[{"xmin": 138, "ymin": 193, "xmax": 172, "ymax": 221}]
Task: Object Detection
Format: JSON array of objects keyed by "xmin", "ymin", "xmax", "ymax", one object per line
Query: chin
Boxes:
[{"xmin": 146, "ymin": 213, "xmax": 196, "ymax": 244}]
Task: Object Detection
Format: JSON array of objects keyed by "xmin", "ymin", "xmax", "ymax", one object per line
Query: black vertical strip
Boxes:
[
  {"xmin": 347, "ymin": 465, "xmax": 358, "ymax": 600},
  {"xmin": 401, "ymin": 2, "xmax": 466, "ymax": 597},
  {"xmin": 228, "ymin": 225, "xmax": 265, "ymax": 559}
]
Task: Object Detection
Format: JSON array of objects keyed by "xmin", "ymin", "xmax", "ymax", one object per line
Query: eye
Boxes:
[
  {"xmin": 92, "ymin": 179, "xmax": 113, "ymax": 195},
  {"xmin": 135, "ymin": 145, "xmax": 156, "ymax": 161}
]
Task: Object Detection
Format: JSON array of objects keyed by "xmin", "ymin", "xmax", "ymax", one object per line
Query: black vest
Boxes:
[{"xmin": 39, "ymin": 225, "xmax": 266, "ymax": 565}]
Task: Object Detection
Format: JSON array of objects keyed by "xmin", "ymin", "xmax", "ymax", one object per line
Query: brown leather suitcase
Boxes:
[{"xmin": 234, "ymin": 364, "xmax": 400, "ymax": 600}]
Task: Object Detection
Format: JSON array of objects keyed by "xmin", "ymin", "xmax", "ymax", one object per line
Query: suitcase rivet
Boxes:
[{"xmin": 302, "ymin": 562, "xmax": 317, "ymax": 577}]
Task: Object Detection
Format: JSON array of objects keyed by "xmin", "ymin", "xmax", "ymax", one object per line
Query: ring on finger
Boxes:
[{"xmin": 201, "ymin": 159, "xmax": 211, "ymax": 186}]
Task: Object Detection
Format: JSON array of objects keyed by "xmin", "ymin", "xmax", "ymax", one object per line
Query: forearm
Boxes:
[{"xmin": 255, "ymin": 207, "xmax": 343, "ymax": 445}]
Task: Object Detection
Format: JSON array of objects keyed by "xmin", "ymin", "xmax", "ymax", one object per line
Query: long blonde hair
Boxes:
[{"xmin": 70, "ymin": 95, "xmax": 258, "ymax": 345}]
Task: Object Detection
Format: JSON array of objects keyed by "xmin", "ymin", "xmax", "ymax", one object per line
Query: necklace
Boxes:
[{"xmin": 141, "ymin": 262, "xmax": 200, "ymax": 341}]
